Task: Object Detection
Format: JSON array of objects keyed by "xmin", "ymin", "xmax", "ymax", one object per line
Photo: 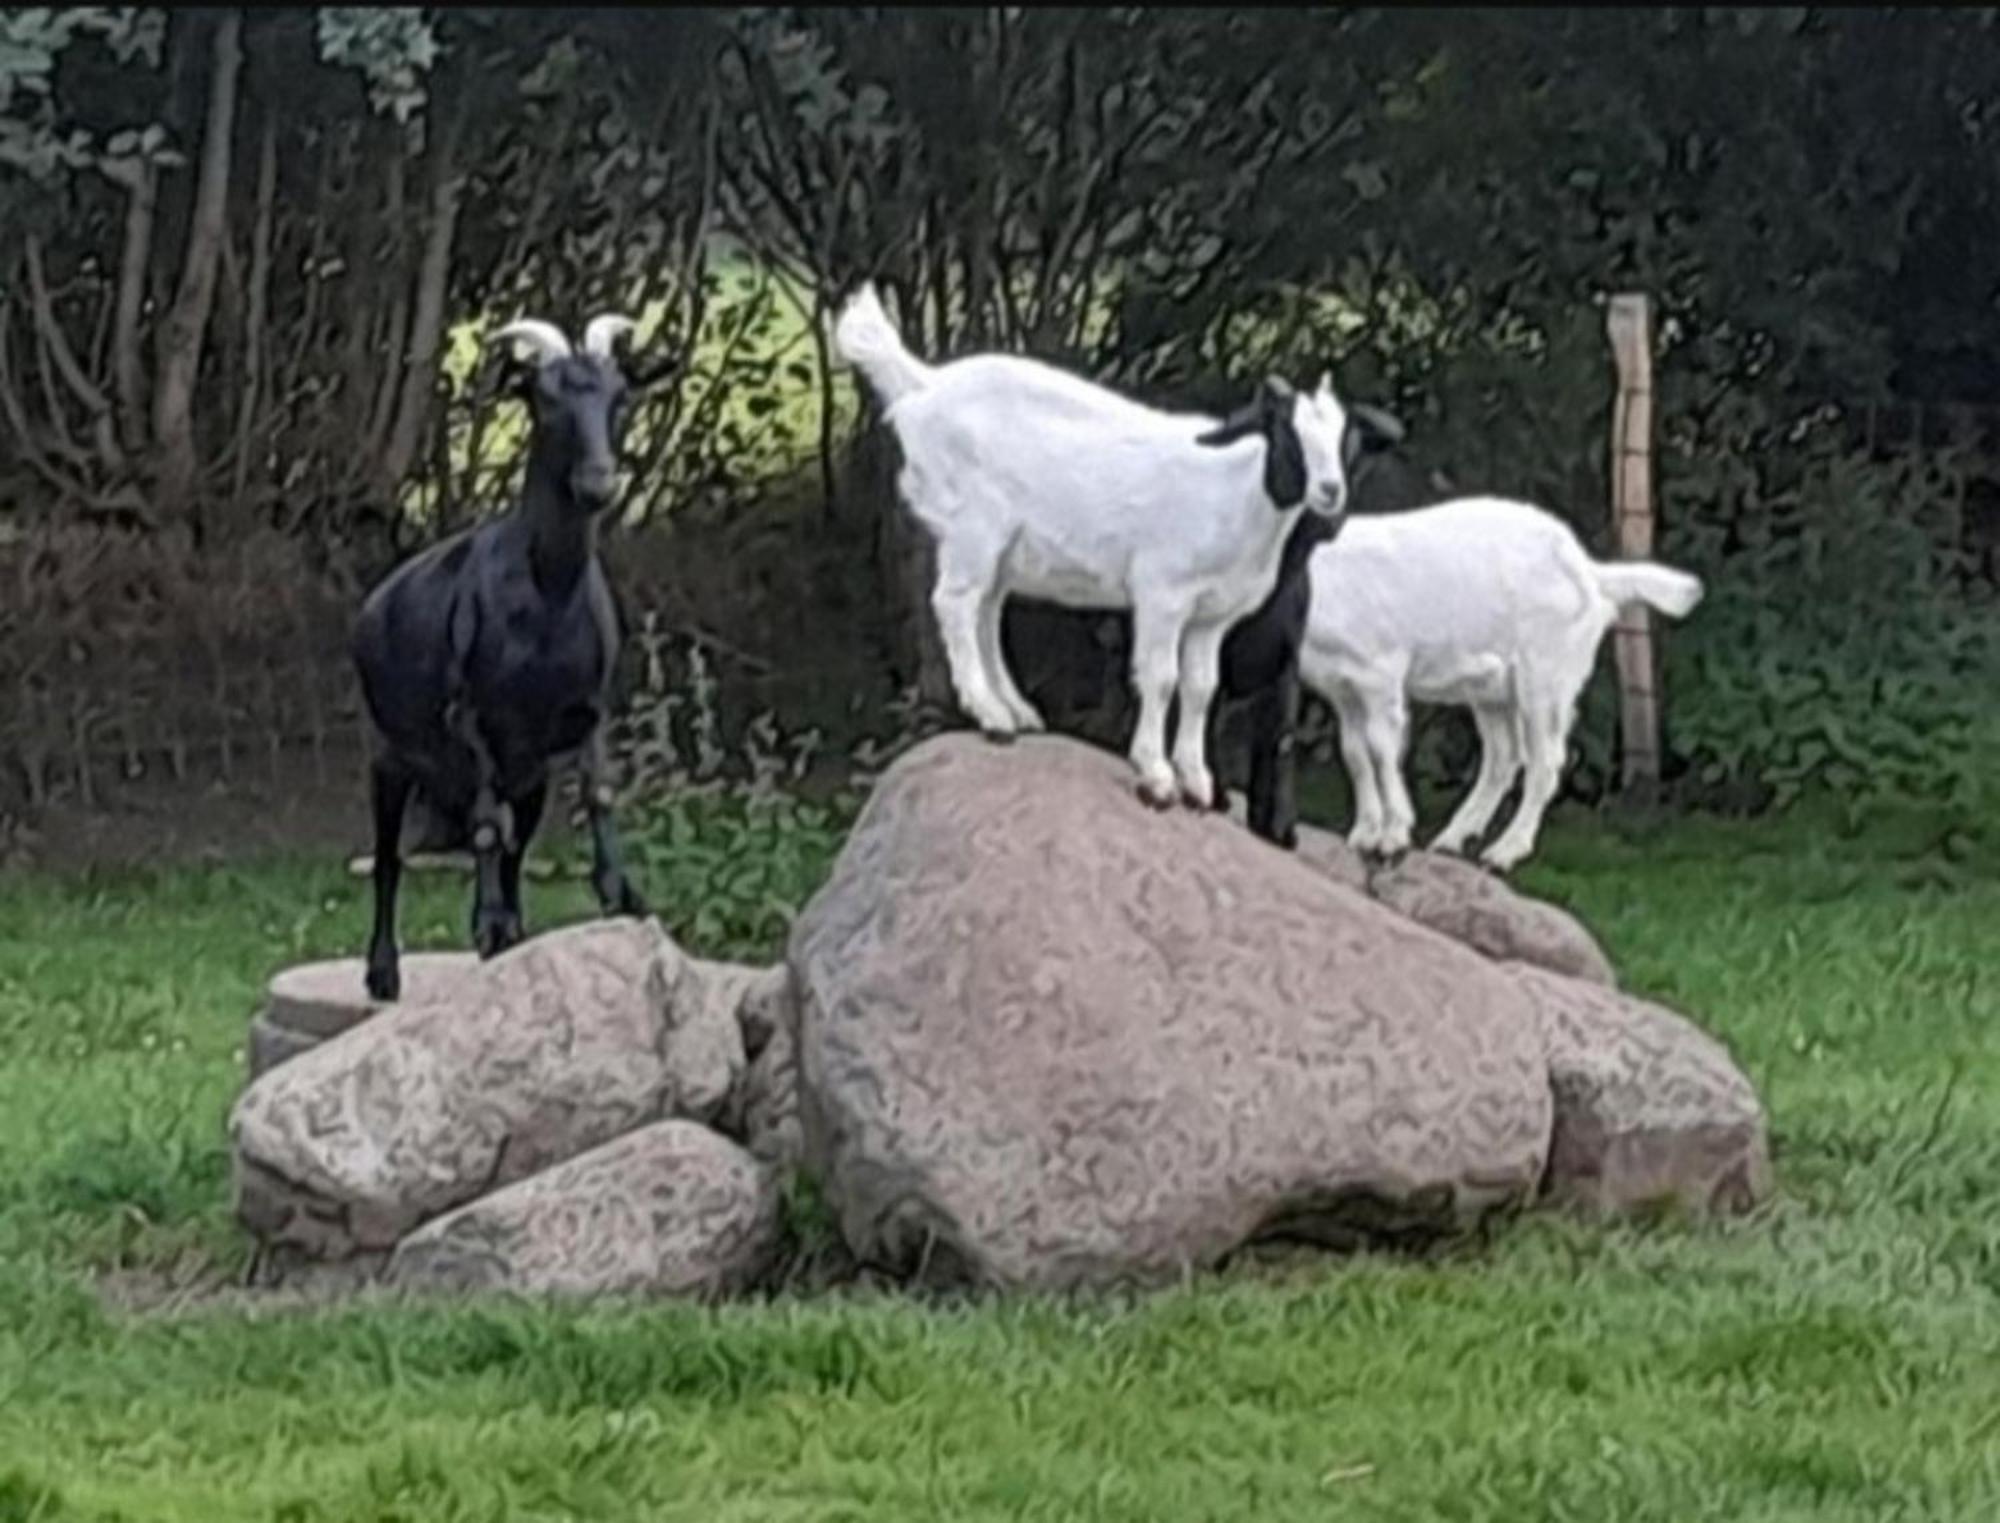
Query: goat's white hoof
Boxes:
[
  {"xmin": 1479, "ymin": 844, "xmax": 1526, "ymax": 876},
  {"xmin": 1173, "ymin": 768, "xmax": 1218, "ymax": 812},
  {"xmin": 1136, "ymin": 771, "xmax": 1179, "ymax": 810},
  {"xmin": 1008, "ymin": 704, "xmax": 1047, "ymax": 733}
]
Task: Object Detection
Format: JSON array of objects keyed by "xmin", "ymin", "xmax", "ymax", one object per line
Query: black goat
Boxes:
[
  {"xmin": 351, "ymin": 314, "xmax": 668, "ymax": 1000},
  {"xmin": 1206, "ymin": 399, "xmax": 1406, "ymax": 848}
]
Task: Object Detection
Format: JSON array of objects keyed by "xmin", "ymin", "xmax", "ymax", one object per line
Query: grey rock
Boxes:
[
  {"xmin": 387, "ymin": 1121, "xmax": 782, "ymax": 1299},
  {"xmin": 1368, "ymin": 850, "xmax": 1619, "ymax": 987},
  {"xmin": 1514, "ymin": 965, "xmax": 1771, "ymax": 1218},
  {"xmin": 788, "ymin": 733, "xmax": 1554, "ymax": 1291},
  {"xmin": 231, "ymin": 918, "xmax": 745, "ymax": 1257}
]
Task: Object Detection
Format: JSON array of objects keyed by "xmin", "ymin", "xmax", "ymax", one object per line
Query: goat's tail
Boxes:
[
  {"xmin": 832, "ymin": 283, "xmax": 935, "ymax": 408},
  {"xmin": 1591, "ymin": 559, "xmax": 1705, "ymax": 620}
]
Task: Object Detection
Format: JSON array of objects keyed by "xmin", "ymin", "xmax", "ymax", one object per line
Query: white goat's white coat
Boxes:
[
  {"xmin": 1300, "ymin": 495, "xmax": 1704, "ymax": 870},
  {"xmin": 833, "ymin": 283, "xmax": 1357, "ymax": 807}
]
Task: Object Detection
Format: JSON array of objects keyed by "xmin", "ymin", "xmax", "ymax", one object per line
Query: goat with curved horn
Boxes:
[
  {"xmin": 488, "ymin": 319, "xmax": 573, "ymax": 364},
  {"xmin": 583, "ymin": 314, "xmax": 638, "ymax": 358}
]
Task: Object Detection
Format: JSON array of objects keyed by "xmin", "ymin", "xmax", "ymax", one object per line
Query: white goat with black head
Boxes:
[
  {"xmin": 833, "ymin": 282, "xmax": 1364, "ymax": 810},
  {"xmin": 350, "ymin": 313, "xmax": 672, "ymax": 1001},
  {"xmin": 1299, "ymin": 494, "xmax": 1704, "ymax": 872}
]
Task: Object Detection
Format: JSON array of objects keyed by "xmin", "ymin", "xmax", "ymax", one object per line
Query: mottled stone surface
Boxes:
[
  {"xmin": 1292, "ymin": 824, "xmax": 1372, "ymax": 893},
  {"xmin": 244, "ymin": 953, "xmax": 476, "ymax": 1080},
  {"xmin": 1369, "ymin": 850, "xmax": 1619, "ymax": 988},
  {"xmin": 788, "ymin": 733, "xmax": 1553, "ymax": 1291},
  {"xmin": 387, "ymin": 1121, "xmax": 781, "ymax": 1299},
  {"xmin": 231, "ymin": 919, "xmax": 745, "ymax": 1257},
  {"xmin": 1514, "ymin": 965, "xmax": 1770, "ymax": 1217}
]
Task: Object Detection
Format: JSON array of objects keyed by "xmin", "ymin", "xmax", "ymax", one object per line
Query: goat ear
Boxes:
[
  {"xmin": 1195, "ymin": 406, "xmax": 1260, "ymax": 448},
  {"xmin": 1263, "ymin": 409, "xmax": 1307, "ymax": 510}
]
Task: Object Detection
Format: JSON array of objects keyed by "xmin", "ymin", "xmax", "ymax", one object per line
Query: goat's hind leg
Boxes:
[
  {"xmin": 1431, "ymin": 701, "xmax": 1520, "ymax": 858},
  {"xmin": 365, "ymin": 759, "xmax": 414, "ymax": 1001},
  {"xmin": 582, "ymin": 731, "xmax": 649, "ymax": 920}
]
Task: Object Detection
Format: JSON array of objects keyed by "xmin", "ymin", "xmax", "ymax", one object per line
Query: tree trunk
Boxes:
[
  {"xmin": 151, "ymin": 8, "xmax": 244, "ymax": 525},
  {"xmin": 110, "ymin": 160, "xmax": 158, "ymax": 454},
  {"xmin": 381, "ymin": 96, "xmax": 468, "ymax": 497}
]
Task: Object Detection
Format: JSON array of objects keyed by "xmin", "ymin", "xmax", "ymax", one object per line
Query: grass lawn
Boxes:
[{"xmin": 1, "ymin": 790, "xmax": 1997, "ymax": 1521}]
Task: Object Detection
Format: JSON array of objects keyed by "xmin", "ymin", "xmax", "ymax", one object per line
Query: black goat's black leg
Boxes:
[
  {"xmin": 365, "ymin": 760, "xmax": 414, "ymax": 1001},
  {"xmin": 499, "ymin": 779, "xmax": 547, "ymax": 939},
  {"xmin": 1246, "ymin": 669, "xmax": 1304, "ymax": 850},
  {"xmin": 582, "ymin": 733, "xmax": 649, "ymax": 920},
  {"xmin": 468, "ymin": 787, "xmax": 520, "ymax": 960}
]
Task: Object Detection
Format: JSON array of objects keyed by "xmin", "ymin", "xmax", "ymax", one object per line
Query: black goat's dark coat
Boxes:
[
  {"xmin": 351, "ymin": 345, "xmax": 656, "ymax": 1000},
  {"xmin": 1204, "ymin": 397, "xmax": 1406, "ymax": 849}
]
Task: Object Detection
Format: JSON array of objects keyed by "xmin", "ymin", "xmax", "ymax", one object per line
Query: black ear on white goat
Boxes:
[{"xmin": 1195, "ymin": 376, "xmax": 1307, "ymax": 509}]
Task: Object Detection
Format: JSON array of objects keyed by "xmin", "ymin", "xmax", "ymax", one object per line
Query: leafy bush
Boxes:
[{"xmin": 1659, "ymin": 432, "xmax": 2000, "ymax": 815}]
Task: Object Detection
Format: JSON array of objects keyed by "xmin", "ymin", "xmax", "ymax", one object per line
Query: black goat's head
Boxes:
[
  {"xmin": 1196, "ymin": 373, "xmax": 1397, "ymax": 522},
  {"xmin": 488, "ymin": 315, "xmax": 678, "ymax": 513}
]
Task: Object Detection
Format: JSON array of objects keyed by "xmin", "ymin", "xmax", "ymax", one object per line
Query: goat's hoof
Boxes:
[
  {"xmin": 613, "ymin": 886, "xmax": 651, "ymax": 920},
  {"xmin": 979, "ymin": 725, "xmax": 1019, "ymax": 746},
  {"xmin": 1136, "ymin": 778, "xmax": 1178, "ymax": 811},
  {"xmin": 365, "ymin": 961, "xmax": 400, "ymax": 1003},
  {"xmin": 472, "ymin": 911, "xmax": 523, "ymax": 960}
]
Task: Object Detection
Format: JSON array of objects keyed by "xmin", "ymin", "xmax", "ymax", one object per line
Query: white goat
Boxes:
[
  {"xmin": 1299, "ymin": 495, "xmax": 1704, "ymax": 871},
  {"xmin": 833, "ymin": 282, "xmax": 1362, "ymax": 809}
]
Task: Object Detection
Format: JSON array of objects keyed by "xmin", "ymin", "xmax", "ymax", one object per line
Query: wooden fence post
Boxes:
[{"xmin": 1606, "ymin": 293, "xmax": 1661, "ymax": 804}]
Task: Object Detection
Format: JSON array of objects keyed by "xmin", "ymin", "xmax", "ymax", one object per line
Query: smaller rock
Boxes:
[
  {"xmin": 231, "ymin": 918, "xmax": 744, "ymax": 1258},
  {"xmin": 1514, "ymin": 965, "xmax": 1771, "ymax": 1218},
  {"xmin": 245, "ymin": 953, "xmax": 476, "ymax": 1079},
  {"xmin": 1369, "ymin": 850, "xmax": 1617, "ymax": 987},
  {"xmin": 386, "ymin": 1121, "xmax": 781, "ymax": 1299}
]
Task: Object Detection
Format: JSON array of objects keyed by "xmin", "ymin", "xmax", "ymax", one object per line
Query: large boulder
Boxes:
[
  {"xmin": 1512, "ymin": 966, "xmax": 1771, "ymax": 1217},
  {"xmin": 387, "ymin": 1121, "xmax": 782, "ymax": 1299},
  {"xmin": 787, "ymin": 733, "xmax": 1556, "ymax": 1291},
  {"xmin": 230, "ymin": 918, "xmax": 745, "ymax": 1258}
]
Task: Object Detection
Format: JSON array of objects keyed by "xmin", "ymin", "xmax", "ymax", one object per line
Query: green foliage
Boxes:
[
  {"xmin": 314, "ymin": 7, "xmax": 440, "ymax": 123},
  {"xmin": 1665, "ymin": 436, "xmax": 2000, "ymax": 813}
]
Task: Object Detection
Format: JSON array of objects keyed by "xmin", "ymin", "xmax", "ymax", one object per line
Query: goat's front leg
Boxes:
[
  {"xmin": 365, "ymin": 759, "xmax": 414, "ymax": 1001},
  {"xmin": 1354, "ymin": 685, "xmax": 1417, "ymax": 861},
  {"xmin": 931, "ymin": 547, "xmax": 1022, "ymax": 740},
  {"xmin": 581, "ymin": 729, "xmax": 649, "ymax": 919},
  {"xmin": 1245, "ymin": 665, "xmax": 1304, "ymax": 849},
  {"xmin": 498, "ymin": 779, "xmax": 548, "ymax": 935},
  {"xmin": 1169, "ymin": 620, "xmax": 1230, "ymax": 810},
  {"xmin": 446, "ymin": 694, "xmax": 520, "ymax": 961},
  {"xmin": 1128, "ymin": 599, "xmax": 1190, "ymax": 808}
]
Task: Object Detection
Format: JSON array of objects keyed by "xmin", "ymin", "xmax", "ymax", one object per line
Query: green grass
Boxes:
[{"xmin": 1, "ymin": 791, "xmax": 1998, "ymax": 1520}]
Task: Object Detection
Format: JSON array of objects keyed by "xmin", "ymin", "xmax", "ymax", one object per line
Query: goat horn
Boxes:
[
  {"xmin": 583, "ymin": 314, "xmax": 638, "ymax": 359},
  {"xmin": 488, "ymin": 319, "xmax": 573, "ymax": 364}
]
